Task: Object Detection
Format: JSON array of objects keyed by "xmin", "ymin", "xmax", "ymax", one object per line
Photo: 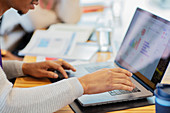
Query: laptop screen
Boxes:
[{"xmin": 115, "ymin": 8, "xmax": 170, "ymax": 89}]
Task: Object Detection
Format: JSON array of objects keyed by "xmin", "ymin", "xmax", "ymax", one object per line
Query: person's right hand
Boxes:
[
  {"xmin": 22, "ymin": 60, "xmax": 76, "ymax": 79},
  {"xmin": 78, "ymin": 68, "xmax": 135, "ymax": 94}
]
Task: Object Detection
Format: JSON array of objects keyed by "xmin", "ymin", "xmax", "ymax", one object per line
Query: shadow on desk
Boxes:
[{"xmin": 70, "ymin": 96, "xmax": 155, "ymax": 113}]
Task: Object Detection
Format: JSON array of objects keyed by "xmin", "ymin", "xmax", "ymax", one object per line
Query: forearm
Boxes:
[
  {"xmin": 0, "ymin": 77, "xmax": 83, "ymax": 113},
  {"xmin": 2, "ymin": 60, "xmax": 25, "ymax": 79},
  {"xmin": 56, "ymin": 0, "xmax": 82, "ymax": 23}
]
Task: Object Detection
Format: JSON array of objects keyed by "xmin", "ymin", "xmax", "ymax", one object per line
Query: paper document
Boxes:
[
  {"xmin": 19, "ymin": 30, "xmax": 76, "ymax": 57},
  {"xmin": 66, "ymin": 42, "xmax": 99, "ymax": 60},
  {"xmin": 35, "ymin": 56, "xmax": 90, "ymax": 65},
  {"xmin": 19, "ymin": 30, "xmax": 98, "ymax": 60},
  {"xmin": 48, "ymin": 24, "xmax": 94, "ymax": 42}
]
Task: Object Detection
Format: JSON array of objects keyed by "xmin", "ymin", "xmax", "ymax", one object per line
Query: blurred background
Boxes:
[{"xmin": 0, "ymin": 0, "xmax": 169, "ymax": 60}]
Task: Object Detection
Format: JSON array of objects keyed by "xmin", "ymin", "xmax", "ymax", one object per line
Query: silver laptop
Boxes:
[{"xmin": 69, "ymin": 8, "xmax": 170, "ymax": 107}]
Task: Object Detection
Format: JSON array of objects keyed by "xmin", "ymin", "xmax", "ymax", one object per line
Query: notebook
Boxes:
[{"xmin": 69, "ymin": 7, "xmax": 170, "ymax": 107}]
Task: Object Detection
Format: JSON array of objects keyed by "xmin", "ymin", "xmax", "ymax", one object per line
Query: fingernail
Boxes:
[
  {"xmin": 54, "ymin": 74, "xmax": 58, "ymax": 78},
  {"xmin": 63, "ymin": 73, "xmax": 68, "ymax": 78},
  {"xmin": 129, "ymin": 73, "xmax": 133, "ymax": 76},
  {"xmin": 130, "ymin": 87, "xmax": 134, "ymax": 91},
  {"xmin": 73, "ymin": 68, "xmax": 76, "ymax": 72}
]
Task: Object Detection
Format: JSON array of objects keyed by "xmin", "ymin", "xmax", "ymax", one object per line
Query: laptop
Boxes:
[{"xmin": 69, "ymin": 7, "xmax": 170, "ymax": 107}]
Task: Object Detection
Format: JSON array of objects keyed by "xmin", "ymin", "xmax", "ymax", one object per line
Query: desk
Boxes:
[
  {"xmin": 14, "ymin": 52, "xmax": 170, "ymax": 113},
  {"xmin": 55, "ymin": 105, "xmax": 156, "ymax": 113}
]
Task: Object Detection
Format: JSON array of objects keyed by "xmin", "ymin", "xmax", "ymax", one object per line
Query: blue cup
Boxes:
[{"xmin": 154, "ymin": 83, "xmax": 170, "ymax": 113}]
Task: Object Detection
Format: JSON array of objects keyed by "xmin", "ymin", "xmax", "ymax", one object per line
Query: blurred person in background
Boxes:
[{"xmin": 0, "ymin": 0, "xmax": 82, "ymax": 61}]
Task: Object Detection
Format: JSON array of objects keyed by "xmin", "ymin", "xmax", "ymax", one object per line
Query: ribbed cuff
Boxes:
[
  {"xmin": 67, "ymin": 77, "xmax": 84, "ymax": 98},
  {"xmin": 14, "ymin": 61, "xmax": 24, "ymax": 77},
  {"xmin": 2, "ymin": 60, "xmax": 25, "ymax": 79}
]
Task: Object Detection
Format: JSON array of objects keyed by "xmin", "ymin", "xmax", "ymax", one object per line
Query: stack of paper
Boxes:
[
  {"xmin": 19, "ymin": 30, "xmax": 75, "ymax": 57},
  {"xmin": 48, "ymin": 24, "xmax": 94, "ymax": 42},
  {"xmin": 19, "ymin": 30, "xmax": 98, "ymax": 61}
]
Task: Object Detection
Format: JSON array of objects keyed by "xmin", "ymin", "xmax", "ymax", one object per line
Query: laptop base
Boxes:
[{"xmin": 69, "ymin": 96, "xmax": 155, "ymax": 113}]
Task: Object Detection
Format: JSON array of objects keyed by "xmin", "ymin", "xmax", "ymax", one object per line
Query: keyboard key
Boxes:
[
  {"xmin": 85, "ymin": 65, "xmax": 113, "ymax": 73},
  {"xmin": 108, "ymin": 87, "xmax": 141, "ymax": 96}
]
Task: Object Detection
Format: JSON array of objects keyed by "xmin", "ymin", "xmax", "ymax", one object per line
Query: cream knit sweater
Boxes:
[{"xmin": 0, "ymin": 60, "xmax": 84, "ymax": 113}]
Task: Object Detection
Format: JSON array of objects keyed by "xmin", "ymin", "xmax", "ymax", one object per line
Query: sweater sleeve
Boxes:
[
  {"xmin": 2, "ymin": 60, "xmax": 25, "ymax": 79},
  {"xmin": 0, "ymin": 67, "xmax": 84, "ymax": 113}
]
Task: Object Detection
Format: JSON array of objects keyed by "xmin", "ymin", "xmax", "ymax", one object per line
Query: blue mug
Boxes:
[{"xmin": 154, "ymin": 83, "xmax": 170, "ymax": 113}]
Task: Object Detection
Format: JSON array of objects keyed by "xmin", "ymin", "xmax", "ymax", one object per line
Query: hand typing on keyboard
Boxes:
[{"xmin": 78, "ymin": 68, "xmax": 135, "ymax": 94}]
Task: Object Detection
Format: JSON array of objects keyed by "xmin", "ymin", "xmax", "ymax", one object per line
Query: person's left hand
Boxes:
[
  {"xmin": 1, "ymin": 50, "xmax": 23, "ymax": 61},
  {"xmin": 22, "ymin": 60, "xmax": 76, "ymax": 79}
]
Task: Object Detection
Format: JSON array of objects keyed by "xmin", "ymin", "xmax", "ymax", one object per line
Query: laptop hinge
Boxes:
[{"xmin": 132, "ymin": 75, "xmax": 154, "ymax": 93}]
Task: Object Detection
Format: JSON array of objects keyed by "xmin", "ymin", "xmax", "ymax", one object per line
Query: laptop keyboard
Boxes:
[
  {"xmin": 109, "ymin": 87, "xmax": 141, "ymax": 96},
  {"xmin": 85, "ymin": 65, "xmax": 113, "ymax": 73}
]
